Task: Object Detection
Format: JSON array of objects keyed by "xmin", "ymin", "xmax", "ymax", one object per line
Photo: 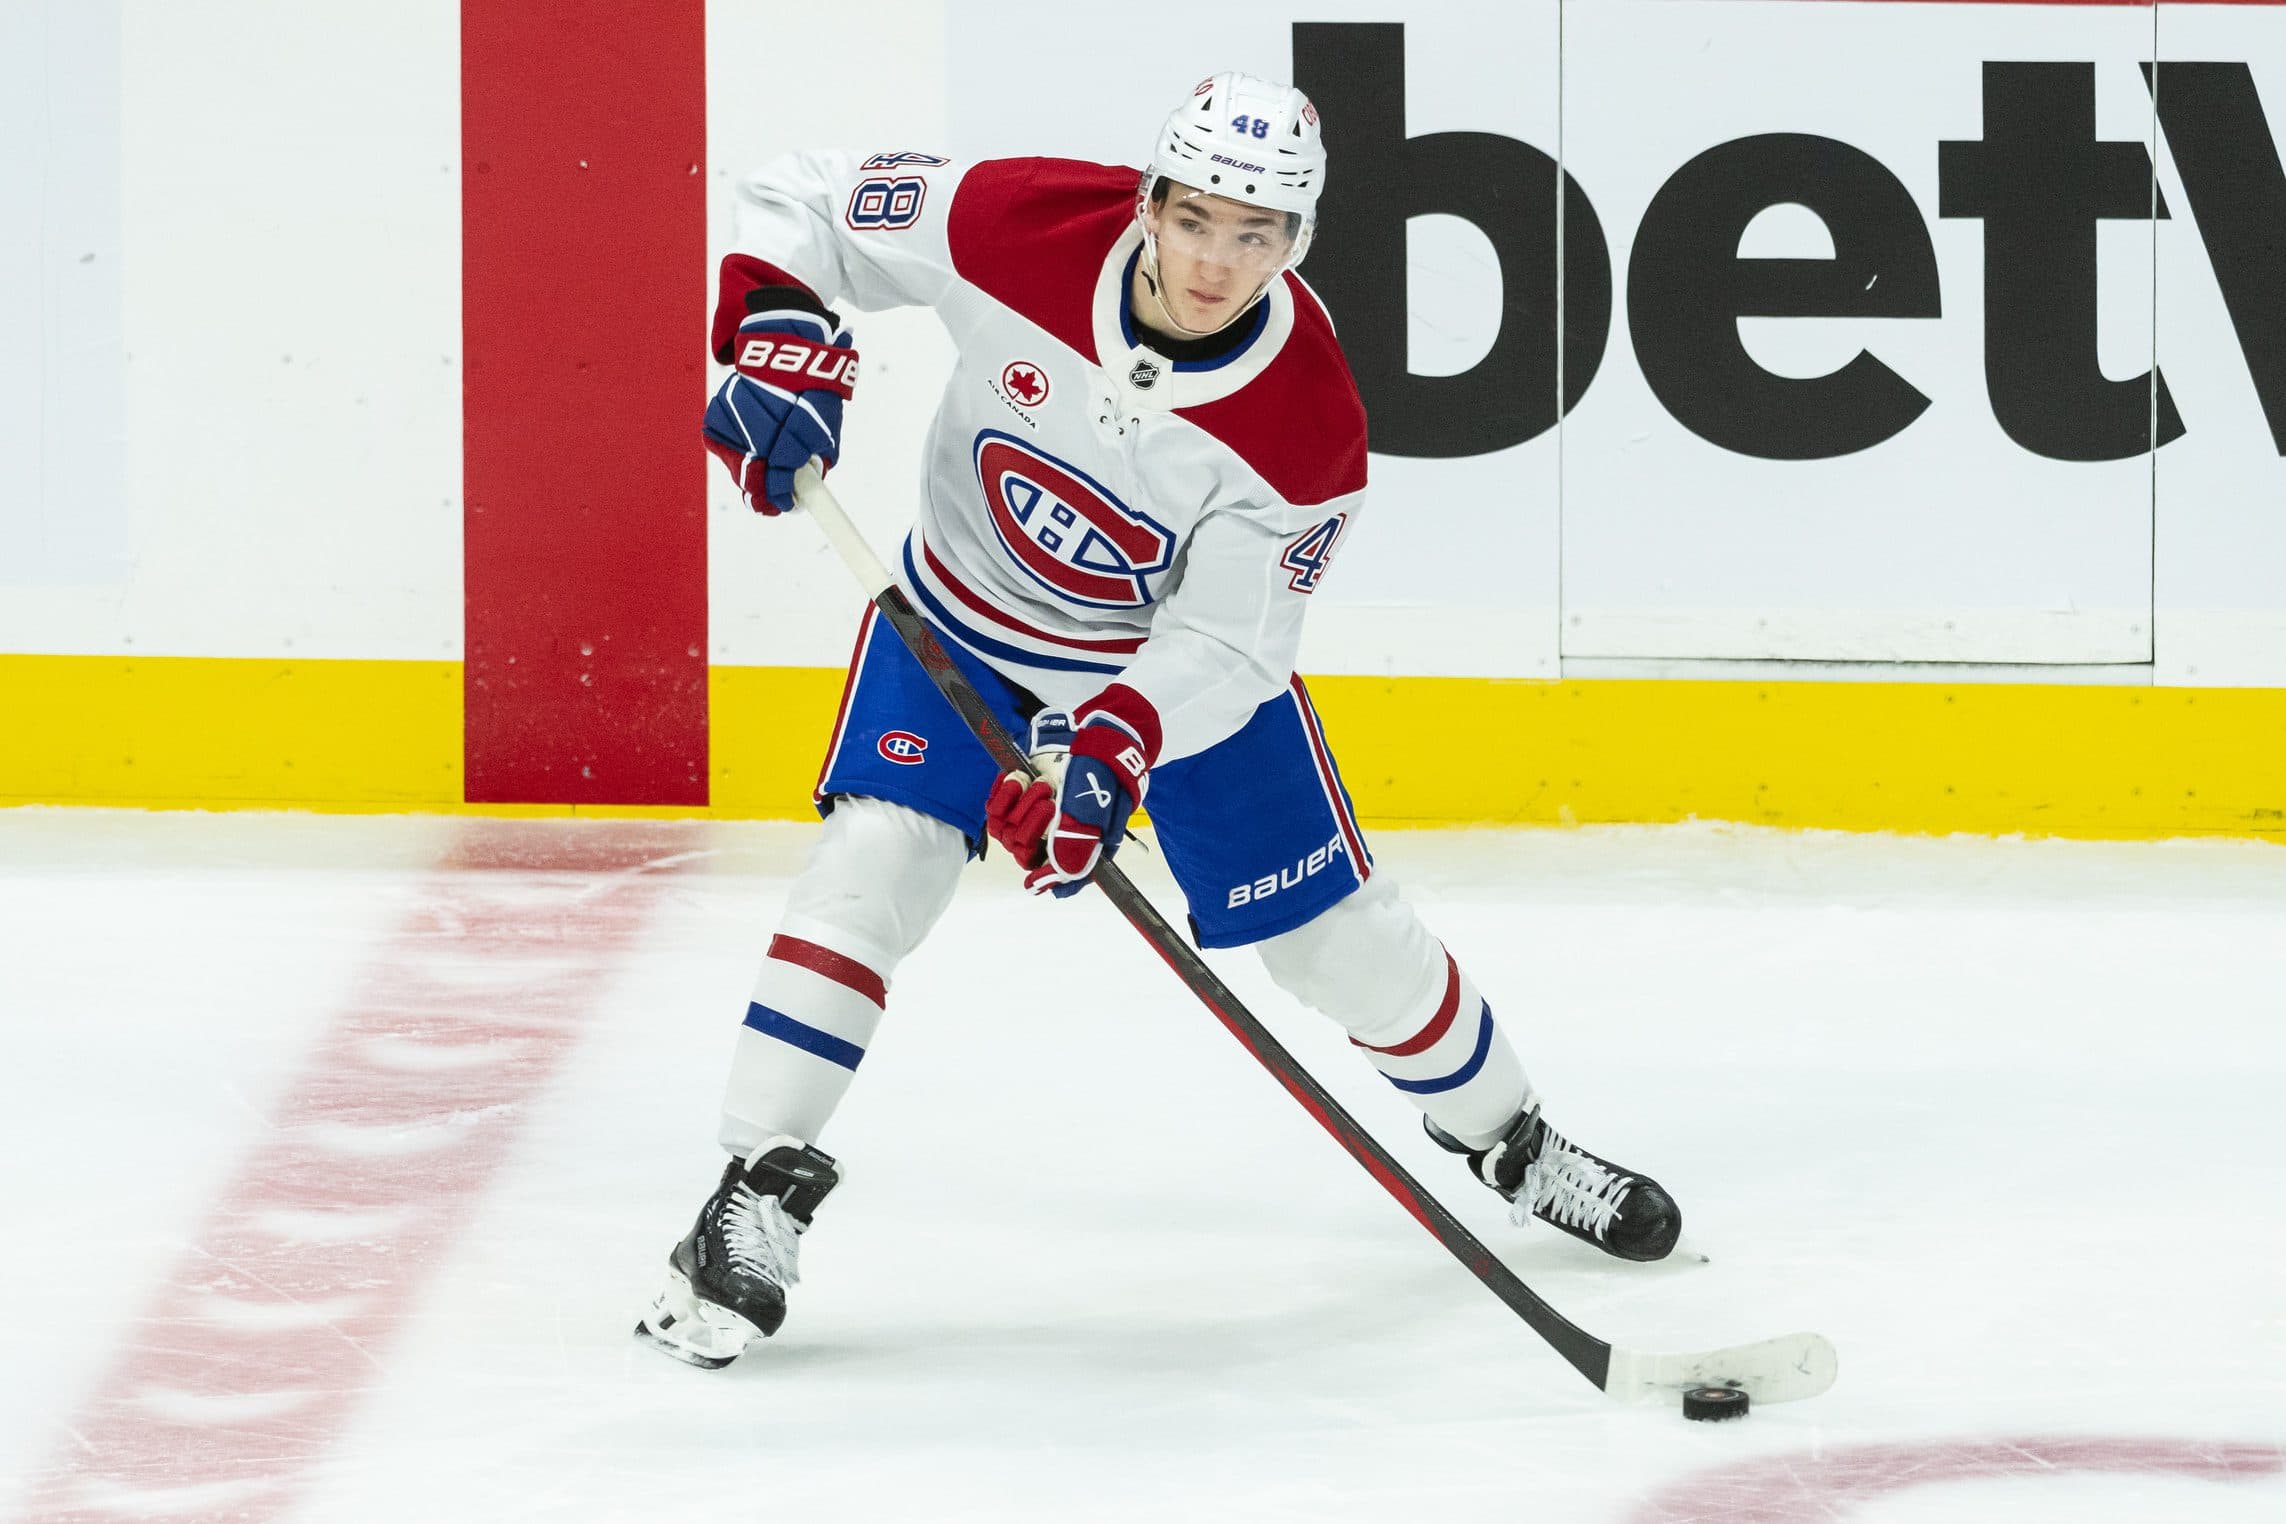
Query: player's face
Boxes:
[{"xmin": 1145, "ymin": 185, "xmax": 1295, "ymax": 332}]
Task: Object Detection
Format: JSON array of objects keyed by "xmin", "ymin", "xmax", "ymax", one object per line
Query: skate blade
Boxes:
[{"xmin": 632, "ymin": 1267, "xmax": 762, "ymax": 1370}]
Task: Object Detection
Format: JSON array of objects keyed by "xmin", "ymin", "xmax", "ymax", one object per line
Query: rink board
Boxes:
[
  {"xmin": 11, "ymin": 1, "xmax": 2286, "ymax": 836},
  {"xmin": 4, "ymin": 652, "xmax": 2281, "ymax": 839}
]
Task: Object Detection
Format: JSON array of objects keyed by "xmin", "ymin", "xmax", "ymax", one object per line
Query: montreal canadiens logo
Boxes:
[
  {"xmin": 1001, "ymin": 360, "xmax": 1049, "ymax": 407},
  {"xmin": 877, "ymin": 730, "xmax": 927, "ymax": 765},
  {"xmin": 973, "ymin": 432, "xmax": 1175, "ymax": 610}
]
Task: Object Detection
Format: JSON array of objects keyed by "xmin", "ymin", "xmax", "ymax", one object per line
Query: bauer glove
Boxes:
[
  {"xmin": 702, "ymin": 258, "xmax": 858, "ymax": 514},
  {"xmin": 985, "ymin": 686, "xmax": 1160, "ymax": 898}
]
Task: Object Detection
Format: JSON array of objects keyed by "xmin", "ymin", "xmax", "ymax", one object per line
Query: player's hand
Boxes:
[
  {"xmin": 703, "ymin": 283, "xmax": 858, "ymax": 515},
  {"xmin": 985, "ymin": 688, "xmax": 1160, "ymax": 899}
]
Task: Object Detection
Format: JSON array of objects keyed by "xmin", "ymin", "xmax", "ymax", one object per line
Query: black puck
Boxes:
[{"xmin": 1682, "ymin": 1385, "xmax": 1750, "ymax": 1421}]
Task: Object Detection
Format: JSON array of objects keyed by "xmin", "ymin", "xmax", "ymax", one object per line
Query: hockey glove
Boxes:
[
  {"xmin": 703, "ymin": 256, "xmax": 859, "ymax": 514},
  {"xmin": 985, "ymin": 686, "xmax": 1161, "ymax": 899}
]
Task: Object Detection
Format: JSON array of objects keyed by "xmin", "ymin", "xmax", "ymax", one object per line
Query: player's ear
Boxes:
[{"xmin": 1140, "ymin": 175, "xmax": 1177, "ymax": 235}]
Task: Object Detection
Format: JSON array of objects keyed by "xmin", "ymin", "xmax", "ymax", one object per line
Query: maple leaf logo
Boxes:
[{"xmin": 1001, "ymin": 361, "xmax": 1049, "ymax": 407}]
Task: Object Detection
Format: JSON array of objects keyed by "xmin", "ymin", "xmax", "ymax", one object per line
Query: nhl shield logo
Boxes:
[
  {"xmin": 972, "ymin": 431, "xmax": 1175, "ymax": 610},
  {"xmin": 1127, "ymin": 358, "xmax": 1162, "ymax": 391}
]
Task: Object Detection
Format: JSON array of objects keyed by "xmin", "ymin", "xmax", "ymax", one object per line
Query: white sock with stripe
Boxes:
[
  {"xmin": 1346, "ymin": 951, "xmax": 1525, "ymax": 1147},
  {"xmin": 718, "ymin": 798, "xmax": 966, "ymax": 1154},
  {"xmin": 1256, "ymin": 876, "xmax": 1528, "ymax": 1149},
  {"xmin": 722, "ymin": 919, "xmax": 892, "ymax": 1151}
]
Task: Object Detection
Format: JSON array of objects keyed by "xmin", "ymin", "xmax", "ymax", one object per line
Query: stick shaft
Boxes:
[{"xmin": 790, "ymin": 465, "xmax": 1613, "ymax": 1391}]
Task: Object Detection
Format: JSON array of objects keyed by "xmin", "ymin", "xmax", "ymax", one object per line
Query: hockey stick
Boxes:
[{"xmin": 791, "ymin": 463, "xmax": 1836, "ymax": 1406}]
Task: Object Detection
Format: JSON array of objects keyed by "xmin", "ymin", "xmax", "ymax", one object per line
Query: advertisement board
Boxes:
[
  {"xmin": 2153, "ymin": 4, "xmax": 2286, "ymax": 685},
  {"xmin": 1562, "ymin": 0, "xmax": 2161, "ymax": 665}
]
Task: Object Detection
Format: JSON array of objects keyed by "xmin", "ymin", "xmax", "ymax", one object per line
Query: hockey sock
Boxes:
[
  {"xmin": 718, "ymin": 798, "xmax": 966, "ymax": 1154},
  {"xmin": 1346, "ymin": 952, "xmax": 1525, "ymax": 1149},
  {"xmin": 1255, "ymin": 876, "xmax": 1527, "ymax": 1149}
]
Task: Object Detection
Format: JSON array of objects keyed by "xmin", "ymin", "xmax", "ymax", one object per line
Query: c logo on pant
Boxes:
[{"xmin": 877, "ymin": 731, "xmax": 929, "ymax": 765}]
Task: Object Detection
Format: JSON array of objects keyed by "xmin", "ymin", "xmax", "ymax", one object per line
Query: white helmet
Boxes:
[
  {"xmin": 1149, "ymin": 71, "xmax": 1325, "ymax": 226},
  {"xmin": 1143, "ymin": 71, "xmax": 1325, "ymax": 259},
  {"xmin": 1134, "ymin": 72, "xmax": 1325, "ymax": 335}
]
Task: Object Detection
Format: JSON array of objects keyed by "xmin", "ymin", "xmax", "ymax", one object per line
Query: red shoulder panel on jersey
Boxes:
[
  {"xmin": 946, "ymin": 158, "xmax": 1136, "ymax": 361},
  {"xmin": 1176, "ymin": 277, "xmax": 1369, "ymax": 508}
]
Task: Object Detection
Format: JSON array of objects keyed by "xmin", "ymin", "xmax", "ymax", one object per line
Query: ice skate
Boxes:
[
  {"xmin": 634, "ymin": 1136, "xmax": 840, "ymax": 1369},
  {"xmin": 1429, "ymin": 1099, "xmax": 1681, "ymax": 1262}
]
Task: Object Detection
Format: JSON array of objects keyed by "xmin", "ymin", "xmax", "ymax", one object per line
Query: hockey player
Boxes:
[{"xmin": 637, "ymin": 73, "xmax": 1680, "ymax": 1369}]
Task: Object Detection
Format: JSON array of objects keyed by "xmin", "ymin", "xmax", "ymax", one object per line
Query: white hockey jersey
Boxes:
[{"xmin": 723, "ymin": 151, "xmax": 1368, "ymax": 764}]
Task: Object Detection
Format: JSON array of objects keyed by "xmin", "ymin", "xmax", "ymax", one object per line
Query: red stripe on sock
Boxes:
[
  {"xmin": 768, "ymin": 934, "xmax": 888, "ymax": 1007},
  {"xmin": 1354, "ymin": 951, "xmax": 1460, "ymax": 1057}
]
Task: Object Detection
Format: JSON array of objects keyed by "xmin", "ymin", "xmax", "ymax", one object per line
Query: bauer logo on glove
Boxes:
[{"xmin": 734, "ymin": 335, "xmax": 859, "ymax": 393}]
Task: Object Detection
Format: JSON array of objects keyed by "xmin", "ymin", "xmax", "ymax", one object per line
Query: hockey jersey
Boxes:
[{"xmin": 722, "ymin": 150, "xmax": 1369, "ymax": 764}]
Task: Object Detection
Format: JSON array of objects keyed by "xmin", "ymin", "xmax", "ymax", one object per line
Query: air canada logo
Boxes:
[
  {"xmin": 1001, "ymin": 361, "xmax": 1049, "ymax": 406},
  {"xmin": 877, "ymin": 731, "xmax": 927, "ymax": 765},
  {"xmin": 972, "ymin": 431, "xmax": 1175, "ymax": 610}
]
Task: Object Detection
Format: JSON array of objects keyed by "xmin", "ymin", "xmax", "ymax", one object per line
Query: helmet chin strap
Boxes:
[{"xmin": 1135, "ymin": 231, "xmax": 1272, "ymax": 341}]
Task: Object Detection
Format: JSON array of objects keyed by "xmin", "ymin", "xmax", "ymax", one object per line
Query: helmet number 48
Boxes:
[{"xmin": 1229, "ymin": 115, "xmax": 1271, "ymax": 139}]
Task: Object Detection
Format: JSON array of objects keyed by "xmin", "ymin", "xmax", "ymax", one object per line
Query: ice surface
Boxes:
[{"xmin": 2, "ymin": 809, "xmax": 2282, "ymax": 1522}]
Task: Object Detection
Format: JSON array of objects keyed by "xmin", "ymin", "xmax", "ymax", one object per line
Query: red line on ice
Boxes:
[
  {"xmin": 1629, "ymin": 1435, "xmax": 2282, "ymax": 1522},
  {"xmin": 14, "ymin": 822, "xmax": 686, "ymax": 1524}
]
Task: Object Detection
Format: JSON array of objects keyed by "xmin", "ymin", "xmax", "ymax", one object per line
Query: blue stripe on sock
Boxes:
[
  {"xmin": 743, "ymin": 1002, "xmax": 866, "ymax": 1071},
  {"xmin": 1383, "ymin": 1004, "xmax": 1495, "ymax": 1095}
]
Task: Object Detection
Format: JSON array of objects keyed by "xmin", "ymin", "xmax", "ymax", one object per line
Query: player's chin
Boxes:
[{"xmin": 1182, "ymin": 297, "xmax": 1234, "ymax": 329}]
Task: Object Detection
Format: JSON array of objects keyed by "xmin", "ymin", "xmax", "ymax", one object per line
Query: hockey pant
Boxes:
[{"xmin": 719, "ymin": 798, "xmax": 1530, "ymax": 1154}]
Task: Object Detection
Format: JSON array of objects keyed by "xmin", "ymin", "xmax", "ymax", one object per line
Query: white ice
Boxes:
[{"xmin": 2, "ymin": 808, "xmax": 2283, "ymax": 1523}]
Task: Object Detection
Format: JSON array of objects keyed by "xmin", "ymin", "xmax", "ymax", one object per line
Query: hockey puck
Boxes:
[{"xmin": 1681, "ymin": 1385, "xmax": 1750, "ymax": 1421}]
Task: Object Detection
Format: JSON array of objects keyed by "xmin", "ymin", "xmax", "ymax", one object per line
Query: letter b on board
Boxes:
[{"xmin": 1292, "ymin": 22, "xmax": 1611, "ymax": 458}]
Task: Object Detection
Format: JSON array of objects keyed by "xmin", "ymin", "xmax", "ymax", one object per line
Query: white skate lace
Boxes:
[
  {"xmin": 721, "ymin": 1185, "xmax": 803, "ymax": 1288},
  {"xmin": 1511, "ymin": 1125, "xmax": 1634, "ymax": 1240}
]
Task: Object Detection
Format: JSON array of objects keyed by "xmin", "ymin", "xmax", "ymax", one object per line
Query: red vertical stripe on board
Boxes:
[{"xmin": 461, "ymin": 2, "xmax": 708, "ymax": 805}]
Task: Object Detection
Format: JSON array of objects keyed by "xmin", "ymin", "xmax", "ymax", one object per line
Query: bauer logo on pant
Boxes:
[
  {"xmin": 1226, "ymin": 832, "xmax": 1346, "ymax": 909},
  {"xmin": 876, "ymin": 731, "xmax": 928, "ymax": 765},
  {"xmin": 972, "ymin": 431, "xmax": 1176, "ymax": 610}
]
